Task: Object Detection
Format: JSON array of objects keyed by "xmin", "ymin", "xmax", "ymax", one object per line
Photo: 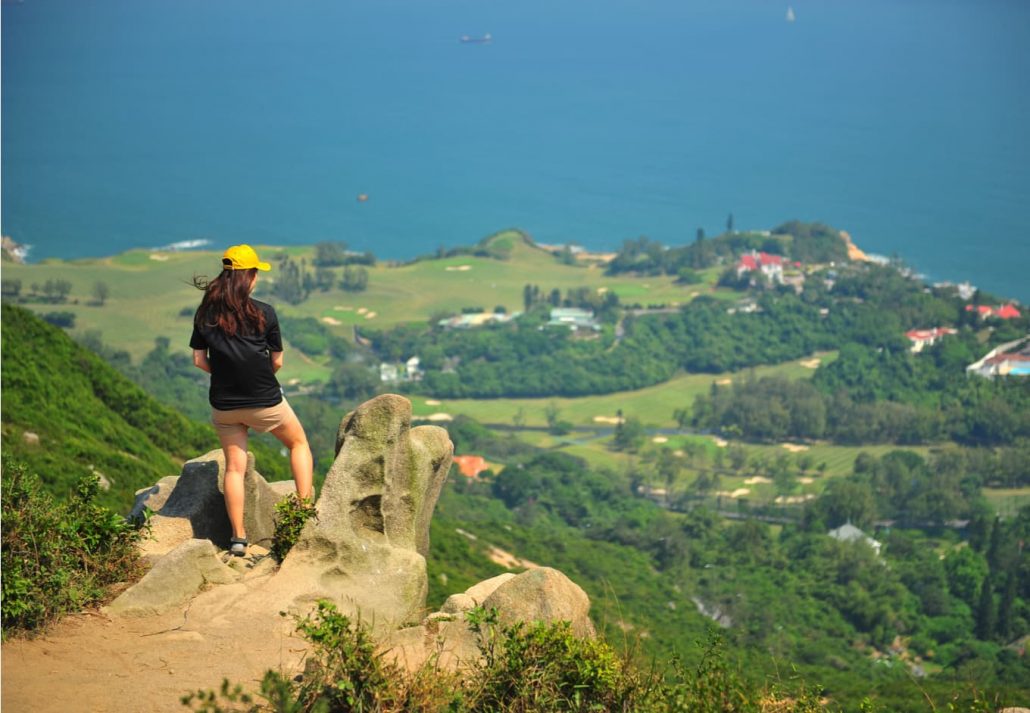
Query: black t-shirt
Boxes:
[{"xmin": 189, "ymin": 299, "xmax": 284, "ymax": 410}]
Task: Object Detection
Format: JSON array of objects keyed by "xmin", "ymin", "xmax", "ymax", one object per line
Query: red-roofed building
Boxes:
[
  {"xmin": 453, "ymin": 455, "xmax": 489, "ymax": 478},
  {"xmin": 736, "ymin": 251, "xmax": 784, "ymax": 283},
  {"xmin": 965, "ymin": 304, "xmax": 1022, "ymax": 320},
  {"xmin": 905, "ymin": 327, "xmax": 957, "ymax": 353}
]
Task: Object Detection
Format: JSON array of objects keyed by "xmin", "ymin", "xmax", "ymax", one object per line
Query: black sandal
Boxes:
[{"xmin": 230, "ymin": 537, "xmax": 248, "ymax": 557}]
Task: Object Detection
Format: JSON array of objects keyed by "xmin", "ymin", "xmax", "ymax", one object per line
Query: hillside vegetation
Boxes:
[{"xmin": 1, "ymin": 304, "xmax": 289, "ymax": 509}]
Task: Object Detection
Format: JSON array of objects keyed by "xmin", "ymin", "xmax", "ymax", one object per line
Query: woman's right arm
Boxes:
[
  {"xmin": 270, "ymin": 351, "xmax": 284, "ymax": 373},
  {"xmin": 193, "ymin": 349, "xmax": 212, "ymax": 374}
]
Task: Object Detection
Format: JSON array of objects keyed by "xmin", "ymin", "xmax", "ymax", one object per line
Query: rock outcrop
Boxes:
[
  {"xmin": 106, "ymin": 394, "xmax": 596, "ymax": 669},
  {"xmin": 254, "ymin": 394, "xmax": 453, "ymax": 628},
  {"xmin": 384, "ymin": 567, "xmax": 595, "ymax": 670},
  {"xmin": 129, "ymin": 451, "xmax": 283, "ymax": 561},
  {"xmin": 105, "ymin": 539, "xmax": 238, "ymax": 617}
]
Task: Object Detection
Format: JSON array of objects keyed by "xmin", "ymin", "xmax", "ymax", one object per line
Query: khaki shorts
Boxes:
[{"xmin": 212, "ymin": 399, "xmax": 296, "ymax": 438}]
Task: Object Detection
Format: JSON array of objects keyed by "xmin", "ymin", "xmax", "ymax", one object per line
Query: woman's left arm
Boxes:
[
  {"xmin": 271, "ymin": 351, "xmax": 284, "ymax": 373},
  {"xmin": 193, "ymin": 349, "xmax": 212, "ymax": 374}
]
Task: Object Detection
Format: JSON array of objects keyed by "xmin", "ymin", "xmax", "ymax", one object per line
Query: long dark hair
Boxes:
[{"xmin": 193, "ymin": 268, "xmax": 266, "ymax": 338}]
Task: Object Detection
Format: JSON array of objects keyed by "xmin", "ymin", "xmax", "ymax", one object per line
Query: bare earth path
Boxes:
[{"xmin": 2, "ymin": 605, "xmax": 309, "ymax": 713}]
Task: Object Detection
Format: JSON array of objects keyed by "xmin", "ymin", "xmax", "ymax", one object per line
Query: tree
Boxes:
[
  {"xmin": 92, "ymin": 281, "xmax": 110, "ymax": 306},
  {"xmin": 673, "ymin": 407, "xmax": 690, "ymax": 431},
  {"xmin": 695, "ymin": 227, "xmax": 705, "ymax": 242},
  {"xmin": 314, "ymin": 241, "xmax": 348, "ymax": 267},
  {"xmin": 340, "ymin": 266, "xmax": 368, "ymax": 292},
  {"xmin": 544, "ymin": 402, "xmax": 561, "ymax": 431},
  {"xmin": 549, "ymin": 288, "xmax": 561, "ymax": 307},
  {"xmin": 974, "ymin": 578, "xmax": 995, "ymax": 640},
  {"xmin": 325, "ymin": 362, "xmax": 379, "ymax": 403},
  {"xmin": 726, "ymin": 213, "xmax": 735, "ymax": 234},
  {"xmin": 1, "ymin": 279, "xmax": 22, "ymax": 297},
  {"xmin": 612, "ymin": 415, "xmax": 645, "ymax": 452}
]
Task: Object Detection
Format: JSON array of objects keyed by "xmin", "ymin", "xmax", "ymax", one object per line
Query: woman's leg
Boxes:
[
  {"xmin": 218, "ymin": 428, "xmax": 250, "ymax": 539},
  {"xmin": 271, "ymin": 413, "xmax": 313, "ymax": 500}
]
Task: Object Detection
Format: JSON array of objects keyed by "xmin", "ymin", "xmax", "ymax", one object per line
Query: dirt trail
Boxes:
[{"xmin": 2, "ymin": 604, "xmax": 309, "ymax": 713}]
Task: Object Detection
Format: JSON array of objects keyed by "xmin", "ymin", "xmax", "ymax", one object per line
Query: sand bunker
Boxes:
[
  {"xmin": 321, "ymin": 316, "xmax": 343, "ymax": 326},
  {"xmin": 673, "ymin": 450, "xmax": 685, "ymax": 457},
  {"xmin": 357, "ymin": 307, "xmax": 368, "ymax": 314},
  {"xmin": 596, "ymin": 287, "xmax": 609, "ymax": 294},
  {"xmin": 149, "ymin": 253, "xmax": 169, "ymax": 261},
  {"xmin": 286, "ymin": 378, "xmax": 301, "ymax": 386},
  {"xmin": 333, "ymin": 305, "xmax": 353, "ymax": 311},
  {"xmin": 716, "ymin": 488, "xmax": 751, "ymax": 499},
  {"xmin": 364, "ymin": 311, "xmax": 377, "ymax": 319},
  {"xmin": 593, "ymin": 415, "xmax": 625, "ymax": 425},
  {"xmin": 712, "ymin": 437, "xmax": 728, "ymax": 448},
  {"xmin": 445, "ymin": 265, "xmax": 472, "ymax": 272},
  {"xmin": 798, "ymin": 477, "xmax": 815, "ymax": 484},
  {"xmin": 716, "ymin": 378, "xmax": 732, "ymax": 386},
  {"xmin": 781, "ymin": 443, "xmax": 810, "ymax": 453},
  {"xmin": 652, "ymin": 436, "xmax": 669, "ymax": 444},
  {"xmin": 744, "ymin": 476, "xmax": 772, "ymax": 485},
  {"xmin": 425, "ymin": 399, "xmax": 442, "ymax": 406},
  {"xmin": 774, "ymin": 494, "xmax": 817, "ymax": 505},
  {"xmin": 799, "ymin": 358, "xmax": 822, "ymax": 369},
  {"xmin": 424, "ymin": 413, "xmax": 453, "ymax": 422}
]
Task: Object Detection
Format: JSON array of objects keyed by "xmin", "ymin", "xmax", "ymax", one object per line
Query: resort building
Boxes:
[
  {"xmin": 964, "ymin": 303, "xmax": 1022, "ymax": 320},
  {"xmin": 735, "ymin": 251, "xmax": 784, "ymax": 283},
  {"xmin": 966, "ymin": 337, "xmax": 1030, "ymax": 379},
  {"xmin": 828, "ymin": 523, "xmax": 882, "ymax": 556},
  {"xmin": 547, "ymin": 307, "xmax": 601, "ymax": 332},
  {"xmin": 438, "ymin": 311, "xmax": 520, "ymax": 329},
  {"xmin": 905, "ymin": 327, "xmax": 957, "ymax": 353}
]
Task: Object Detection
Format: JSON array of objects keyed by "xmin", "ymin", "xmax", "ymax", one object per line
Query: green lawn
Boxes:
[
  {"xmin": 3, "ymin": 231, "xmax": 732, "ymax": 387},
  {"xmin": 411, "ymin": 351, "xmax": 838, "ymax": 429}
]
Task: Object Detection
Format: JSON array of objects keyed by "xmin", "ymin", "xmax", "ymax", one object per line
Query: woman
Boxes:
[{"xmin": 190, "ymin": 244, "xmax": 313, "ymax": 556}]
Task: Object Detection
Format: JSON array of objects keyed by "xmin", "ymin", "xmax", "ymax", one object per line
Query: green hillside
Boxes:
[{"xmin": 0, "ymin": 304, "xmax": 289, "ymax": 509}]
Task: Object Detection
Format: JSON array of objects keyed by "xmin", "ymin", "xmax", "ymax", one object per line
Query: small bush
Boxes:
[
  {"xmin": 1, "ymin": 461, "xmax": 144, "ymax": 637},
  {"xmin": 271, "ymin": 494, "xmax": 318, "ymax": 561}
]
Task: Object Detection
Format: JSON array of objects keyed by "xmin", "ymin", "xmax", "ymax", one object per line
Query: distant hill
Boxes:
[{"xmin": 0, "ymin": 304, "xmax": 289, "ymax": 510}]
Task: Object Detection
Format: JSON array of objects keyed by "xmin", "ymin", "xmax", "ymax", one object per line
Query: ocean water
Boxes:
[{"xmin": 2, "ymin": 0, "xmax": 1029, "ymax": 301}]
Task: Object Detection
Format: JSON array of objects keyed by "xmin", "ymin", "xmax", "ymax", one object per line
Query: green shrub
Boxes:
[
  {"xmin": 463, "ymin": 606, "xmax": 649, "ymax": 711},
  {"xmin": 271, "ymin": 494, "xmax": 318, "ymax": 562},
  {"xmin": 1, "ymin": 460, "xmax": 144, "ymax": 637}
]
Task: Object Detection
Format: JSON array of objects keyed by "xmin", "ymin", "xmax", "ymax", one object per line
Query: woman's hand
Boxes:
[{"xmin": 192, "ymin": 349, "xmax": 212, "ymax": 374}]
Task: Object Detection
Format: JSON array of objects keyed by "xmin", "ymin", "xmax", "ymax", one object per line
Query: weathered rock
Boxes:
[
  {"xmin": 257, "ymin": 394, "xmax": 452, "ymax": 630},
  {"xmin": 21, "ymin": 431, "xmax": 39, "ymax": 446},
  {"xmin": 139, "ymin": 450, "xmax": 284, "ymax": 558},
  {"xmin": 106, "ymin": 539, "xmax": 239, "ymax": 617},
  {"xmin": 440, "ymin": 593, "xmax": 476, "ymax": 615},
  {"xmin": 482, "ymin": 567, "xmax": 595, "ymax": 637},
  {"xmin": 464, "ymin": 573, "xmax": 516, "ymax": 605},
  {"xmin": 440, "ymin": 573, "xmax": 517, "ymax": 614},
  {"xmin": 385, "ymin": 569, "xmax": 595, "ymax": 671},
  {"xmin": 129, "ymin": 475, "xmax": 179, "ymax": 522}
]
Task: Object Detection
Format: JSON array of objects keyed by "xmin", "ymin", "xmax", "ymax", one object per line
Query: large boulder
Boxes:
[
  {"xmin": 253, "ymin": 394, "xmax": 452, "ymax": 630},
  {"xmin": 138, "ymin": 450, "xmax": 287, "ymax": 559},
  {"xmin": 106, "ymin": 539, "xmax": 239, "ymax": 617},
  {"xmin": 385, "ymin": 568, "xmax": 595, "ymax": 670},
  {"xmin": 482, "ymin": 568, "xmax": 595, "ymax": 638}
]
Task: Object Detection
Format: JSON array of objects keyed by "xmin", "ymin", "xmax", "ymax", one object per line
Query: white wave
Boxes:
[{"xmin": 151, "ymin": 239, "xmax": 211, "ymax": 252}]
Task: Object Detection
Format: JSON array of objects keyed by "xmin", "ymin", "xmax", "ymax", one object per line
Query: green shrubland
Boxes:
[{"xmin": 1, "ymin": 461, "xmax": 144, "ymax": 638}]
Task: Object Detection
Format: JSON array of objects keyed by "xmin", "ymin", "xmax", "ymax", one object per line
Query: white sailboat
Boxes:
[{"xmin": 786, "ymin": 6, "xmax": 796, "ymax": 22}]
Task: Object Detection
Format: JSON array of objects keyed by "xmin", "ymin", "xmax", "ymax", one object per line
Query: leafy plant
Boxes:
[
  {"xmin": 271, "ymin": 494, "xmax": 317, "ymax": 562},
  {"xmin": 1, "ymin": 461, "xmax": 144, "ymax": 637}
]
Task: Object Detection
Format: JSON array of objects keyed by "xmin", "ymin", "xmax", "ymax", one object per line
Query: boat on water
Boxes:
[{"xmin": 460, "ymin": 33, "xmax": 492, "ymax": 44}]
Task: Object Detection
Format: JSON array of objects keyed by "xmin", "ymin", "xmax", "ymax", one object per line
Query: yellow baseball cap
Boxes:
[{"xmin": 222, "ymin": 244, "xmax": 271, "ymax": 271}]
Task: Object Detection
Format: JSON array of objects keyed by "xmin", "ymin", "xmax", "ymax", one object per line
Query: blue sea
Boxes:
[{"xmin": 3, "ymin": 0, "xmax": 1029, "ymax": 301}]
